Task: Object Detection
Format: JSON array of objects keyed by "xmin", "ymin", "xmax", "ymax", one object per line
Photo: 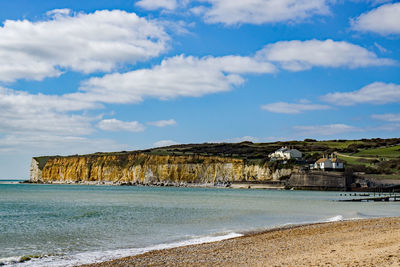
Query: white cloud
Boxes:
[
  {"xmin": 97, "ymin": 119, "xmax": 146, "ymax": 132},
  {"xmin": 78, "ymin": 54, "xmax": 275, "ymax": 104},
  {"xmin": 350, "ymin": 0, "xmax": 393, "ymax": 5},
  {"xmin": 372, "ymin": 113, "xmax": 400, "ymax": 122},
  {"xmin": 322, "ymin": 82, "xmax": 400, "ymax": 106},
  {"xmin": 46, "ymin": 8, "xmax": 72, "ymax": 17},
  {"xmin": 148, "ymin": 119, "xmax": 177, "ymax": 127},
  {"xmin": 198, "ymin": 0, "xmax": 330, "ymax": 25},
  {"xmin": 136, "ymin": 0, "xmax": 177, "ymax": 10},
  {"xmin": 351, "ymin": 3, "xmax": 400, "ymax": 35},
  {"xmin": 374, "ymin": 42, "xmax": 388, "ymax": 53},
  {"xmin": 371, "ymin": 123, "xmax": 400, "ymax": 132},
  {"xmin": 0, "ymin": 87, "xmax": 95, "ymax": 136},
  {"xmin": 190, "ymin": 6, "xmax": 208, "ymax": 16},
  {"xmin": 69, "ymin": 41, "xmax": 393, "ymax": 108},
  {"xmin": 294, "ymin": 124, "xmax": 360, "ymax": 136},
  {"xmin": 368, "ymin": 0, "xmax": 393, "ymax": 4},
  {"xmin": 256, "ymin": 39, "xmax": 395, "ymax": 71},
  {"xmin": 0, "ymin": 134, "xmax": 127, "ymax": 154},
  {"xmin": 207, "ymin": 55, "xmax": 277, "ymax": 74},
  {"xmin": 0, "ymin": 9, "xmax": 168, "ymax": 82},
  {"xmin": 261, "ymin": 102, "xmax": 331, "ymax": 114},
  {"xmin": 0, "ymin": 86, "xmax": 131, "ymax": 155},
  {"xmin": 153, "ymin": 140, "xmax": 179, "ymax": 147}
]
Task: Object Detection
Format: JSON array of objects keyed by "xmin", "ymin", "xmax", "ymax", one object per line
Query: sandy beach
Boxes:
[{"xmin": 82, "ymin": 217, "xmax": 400, "ymax": 267}]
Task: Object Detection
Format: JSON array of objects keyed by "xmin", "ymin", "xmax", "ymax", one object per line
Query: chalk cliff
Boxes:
[{"xmin": 29, "ymin": 153, "xmax": 292, "ymax": 185}]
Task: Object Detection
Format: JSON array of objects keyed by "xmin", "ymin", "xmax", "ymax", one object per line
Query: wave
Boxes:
[
  {"xmin": 325, "ymin": 215, "xmax": 344, "ymax": 222},
  {"xmin": 2, "ymin": 214, "xmax": 387, "ymax": 266},
  {"xmin": 4, "ymin": 232, "xmax": 243, "ymax": 267},
  {"xmin": 0, "ymin": 256, "xmax": 21, "ymax": 266},
  {"xmin": 355, "ymin": 212, "xmax": 383, "ymax": 218}
]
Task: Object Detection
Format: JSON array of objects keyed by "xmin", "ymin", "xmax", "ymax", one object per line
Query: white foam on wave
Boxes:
[
  {"xmin": 325, "ymin": 215, "xmax": 344, "ymax": 222},
  {"xmin": 0, "ymin": 256, "xmax": 21, "ymax": 266},
  {"xmin": 271, "ymin": 215, "xmax": 346, "ymax": 229},
  {"xmin": 9, "ymin": 232, "xmax": 243, "ymax": 267}
]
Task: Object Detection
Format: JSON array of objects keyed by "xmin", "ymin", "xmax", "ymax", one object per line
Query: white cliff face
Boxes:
[
  {"xmin": 272, "ymin": 168, "xmax": 292, "ymax": 180},
  {"xmin": 29, "ymin": 158, "xmax": 42, "ymax": 182},
  {"xmin": 30, "ymin": 154, "xmax": 293, "ymax": 185}
]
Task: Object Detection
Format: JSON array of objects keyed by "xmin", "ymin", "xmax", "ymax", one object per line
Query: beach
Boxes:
[
  {"xmin": 3, "ymin": 184, "xmax": 400, "ymax": 266},
  {"xmin": 83, "ymin": 217, "xmax": 400, "ymax": 267}
]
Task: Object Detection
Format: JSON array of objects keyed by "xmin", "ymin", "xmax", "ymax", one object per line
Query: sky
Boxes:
[{"xmin": 0, "ymin": 0, "xmax": 399, "ymax": 178}]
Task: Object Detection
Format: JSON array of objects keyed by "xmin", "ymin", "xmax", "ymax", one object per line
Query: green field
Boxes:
[
  {"xmin": 336, "ymin": 155, "xmax": 365, "ymax": 166},
  {"xmin": 353, "ymin": 145, "xmax": 400, "ymax": 158}
]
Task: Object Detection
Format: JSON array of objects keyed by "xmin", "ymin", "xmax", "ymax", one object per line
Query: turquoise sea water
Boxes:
[{"xmin": 1, "ymin": 182, "xmax": 400, "ymax": 266}]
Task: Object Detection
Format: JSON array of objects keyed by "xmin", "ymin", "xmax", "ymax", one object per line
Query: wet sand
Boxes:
[{"xmin": 82, "ymin": 217, "xmax": 400, "ymax": 266}]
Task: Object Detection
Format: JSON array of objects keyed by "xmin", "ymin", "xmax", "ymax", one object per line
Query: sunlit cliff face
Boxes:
[{"xmin": 30, "ymin": 154, "xmax": 292, "ymax": 184}]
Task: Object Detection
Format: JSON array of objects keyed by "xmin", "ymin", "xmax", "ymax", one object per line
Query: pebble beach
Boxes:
[{"xmin": 82, "ymin": 217, "xmax": 400, "ymax": 267}]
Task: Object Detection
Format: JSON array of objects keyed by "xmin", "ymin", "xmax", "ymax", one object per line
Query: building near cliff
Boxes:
[
  {"xmin": 269, "ymin": 147, "xmax": 302, "ymax": 160},
  {"xmin": 312, "ymin": 157, "xmax": 344, "ymax": 171}
]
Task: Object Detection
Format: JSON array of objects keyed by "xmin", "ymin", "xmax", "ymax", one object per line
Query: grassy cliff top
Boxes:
[{"xmin": 34, "ymin": 138, "xmax": 400, "ymax": 174}]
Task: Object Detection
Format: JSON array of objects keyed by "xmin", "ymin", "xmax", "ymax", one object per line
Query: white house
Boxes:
[
  {"xmin": 313, "ymin": 157, "xmax": 344, "ymax": 170},
  {"xmin": 269, "ymin": 147, "xmax": 302, "ymax": 160}
]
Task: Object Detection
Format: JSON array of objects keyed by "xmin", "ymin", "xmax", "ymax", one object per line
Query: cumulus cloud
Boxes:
[
  {"xmin": 0, "ymin": 9, "xmax": 168, "ymax": 82},
  {"xmin": 198, "ymin": 0, "xmax": 330, "ymax": 25},
  {"xmin": 0, "ymin": 86, "xmax": 130, "ymax": 155},
  {"xmin": 136, "ymin": 0, "xmax": 178, "ymax": 10},
  {"xmin": 148, "ymin": 119, "xmax": 177, "ymax": 127},
  {"xmin": 322, "ymin": 82, "xmax": 400, "ymax": 106},
  {"xmin": 351, "ymin": 3, "xmax": 400, "ymax": 35},
  {"xmin": 0, "ymin": 134, "xmax": 127, "ymax": 155},
  {"xmin": 0, "ymin": 87, "xmax": 95, "ymax": 136},
  {"xmin": 371, "ymin": 113, "xmax": 400, "ymax": 122},
  {"xmin": 77, "ymin": 54, "xmax": 275, "ymax": 104},
  {"xmin": 256, "ymin": 39, "xmax": 395, "ymax": 71},
  {"xmin": 70, "ymin": 40, "xmax": 393, "ymax": 107},
  {"xmin": 97, "ymin": 119, "xmax": 146, "ymax": 132},
  {"xmin": 294, "ymin": 124, "xmax": 360, "ymax": 136},
  {"xmin": 261, "ymin": 102, "xmax": 331, "ymax": 114},
  {"xmin": 153, "ymin": 140, "xmax": 179, "ymax": 147}
]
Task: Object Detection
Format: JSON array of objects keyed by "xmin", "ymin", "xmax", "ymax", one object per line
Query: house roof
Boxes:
[
  {"xmin": 315, "ymin": 158, "xmax": 328, "ymax": 164},
  {"xmin": 315, "ymin": 157, "xmax": 343, "ymax": 164},
  {"xmin": 274, "ymin": 147, "xmax": 301, "ymax": 153}
]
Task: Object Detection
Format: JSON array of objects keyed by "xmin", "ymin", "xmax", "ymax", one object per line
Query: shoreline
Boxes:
[
  {"xmin": 21, "ymin": 181, "xmax": 289, "ymax": 190},
  {"xmin": 1, "ymin": 217, "xmax": 356, "ymax": 266},
  {"xmin": 81, "ymin": 217, "xmax": 400, "ymax": 267},
  {"xmin": 20, "ymin": 181, "xmax": 400, "ymax": 193},
  {"xmin": 21, "ymin": 180, "xmax": 230, "ymax": 188}
]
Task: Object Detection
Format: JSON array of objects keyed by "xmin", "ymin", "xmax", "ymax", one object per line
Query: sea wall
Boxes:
[
  {"xmin": 29, "ymin": 154, "xmax": 292, "ymax": 185},
  {"xmin": 287, "ymin": 170, "xmax": 349, "ymax": 191}
]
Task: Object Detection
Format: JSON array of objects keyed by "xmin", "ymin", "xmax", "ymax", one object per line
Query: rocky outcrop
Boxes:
[
  {"xmin": 30, "ymin": 153, "xmax": 293, "ymax": 185},
  {"xmin": 29, "ymin": 158, "xmax": 42, "ymax": 182}
]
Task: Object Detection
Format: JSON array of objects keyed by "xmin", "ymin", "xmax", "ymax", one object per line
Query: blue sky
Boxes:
[{"xmin": 0, "ymin": 0, "xmax": 399, "ymax": 178}]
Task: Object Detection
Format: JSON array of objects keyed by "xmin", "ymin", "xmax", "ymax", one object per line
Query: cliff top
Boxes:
[{"xmin": 34, "ymin": 138, "xmax": 400, "ymax": 177}]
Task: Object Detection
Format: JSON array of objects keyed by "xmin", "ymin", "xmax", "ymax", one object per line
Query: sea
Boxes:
[{"xmin": 1, "ymin": 180, "xmax": 400, "ymax": 266}]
